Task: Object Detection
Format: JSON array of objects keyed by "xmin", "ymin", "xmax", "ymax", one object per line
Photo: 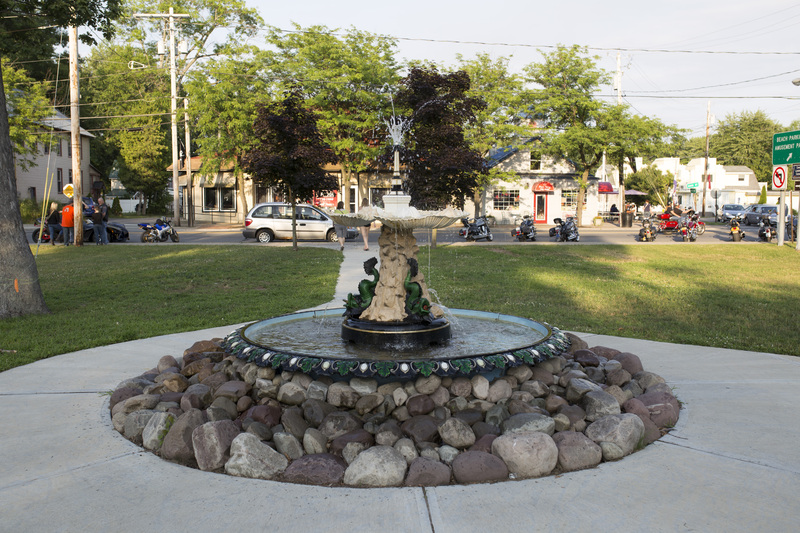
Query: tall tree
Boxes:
[
  {"xmin": 524, "ymin": 44, "xmax": 609, "ymax": 226},
  {"xmin": 711, "ymin": 110, "xmax": 782, "ymax": 181},
  {"xmin": 241, "ymin": 90, "xmax": 338, "ymax": 250},
  {"xmin": 454, "ymin": 53, "xmax": 528, "ymax": 216},
  {"xmin": 185, "ymin": 42, "xmax": 267, "ymax": 224},
  {"xmin": 602, "ymin": 104, "xmax": 685, "ymax": 210},
  {"xmin": 2, "ymin": 62, "xmax": 49, "ymax": 168},
  {"xmin": 625, "ymin": 166, "xmax": 674, "ymax": 207},
  {"xmin": 0, "ymin": 0, "xmax": 122, "ymax": 319},
  {"xmin": 81, "ymin": 43, "xmax": 171, "ymax": 205},
  {"xmin": 262, "ymin": 25, "xmax": 399, "ymax": 208},
  {"xmin": 394, "ymin": 67, "xmax": 487, "ymax": 210}
]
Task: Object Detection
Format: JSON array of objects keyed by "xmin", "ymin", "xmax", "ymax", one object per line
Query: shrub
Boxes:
[
  {"xmin": 759, "ymin": 185, "xmax": 767, "ymax": 204},
  {"xmin": 18, "ymin": 198, "xmax": 45, "ymax": 223},
  {"xmin": 110, "ymin": 197, "xmax": 123, "ymax": 215}
]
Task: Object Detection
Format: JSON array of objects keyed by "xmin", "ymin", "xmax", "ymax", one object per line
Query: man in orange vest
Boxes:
[{"xmin": 61, "ymin": 202, "xmax": 74, "ymax": 246}]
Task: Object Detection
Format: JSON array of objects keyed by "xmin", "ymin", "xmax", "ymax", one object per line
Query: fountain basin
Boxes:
[{"xmin": 222, "ymin": 308, "xmax": 570, "ymax": 380}]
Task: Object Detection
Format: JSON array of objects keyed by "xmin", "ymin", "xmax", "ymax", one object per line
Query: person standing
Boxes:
[
  {"xmin": 643, "ymin": 200, "xmax": 651, "ymax": 217},
  {"xmin": 90, "ymin": 206, "xmax": 104, "ymax": 245},
  {"xmin": 97, "ymin": 197, "xmax": 109, "ymax": 245},
  {"xmin": 61, "ymin": 202, "xmax": 74, "ymax": 246},
  {"xmin": 45, "ymin": 202, "xmax": 62, "ymax": 245},
  {"xmin": 358, "ymin": 197, "xmax": 370, "ymax": 251},
  {"xmin": 333, "ymin": 201, "xmax": 348, "ymax": 252}
]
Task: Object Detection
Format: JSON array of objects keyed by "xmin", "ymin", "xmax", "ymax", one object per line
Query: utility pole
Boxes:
[
  {"xmin": 133, "ymin": 8, "xmax": 189, "ymax": 226},
  {"xmin": 702, "ymin": 101, "xmax": 711, "ymax": 217},
  {"xmin": 69, "ymin": 26, "xmax": 83, "ymax": 245},
  {"xmin": 184, "ymin": 97, "xmax": 193, "ymax": 226}
]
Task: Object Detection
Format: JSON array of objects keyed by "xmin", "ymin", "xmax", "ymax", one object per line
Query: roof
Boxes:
[
  {"xmin": 486, "ymin": 136, "xmax": 541, "ymax": 168},
  {"xmin": 39, "ymin": 109, "xmax": 94, "ymax": 138}
]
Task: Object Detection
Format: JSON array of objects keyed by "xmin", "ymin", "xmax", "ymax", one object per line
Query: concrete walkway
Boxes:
[{"xmin": 1, "ymin": 245, "xmax": 799, "ymax": 532}]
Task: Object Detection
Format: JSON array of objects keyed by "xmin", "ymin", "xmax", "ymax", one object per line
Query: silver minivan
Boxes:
[{"xmin": 243, "ymin": 202, "xmax": 353, "ymax": 243}]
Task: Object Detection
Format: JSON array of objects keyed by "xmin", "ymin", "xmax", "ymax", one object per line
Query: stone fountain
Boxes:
[{"xmin": 222, "ymin": 101, "xmax": 571, "ymax": 379}]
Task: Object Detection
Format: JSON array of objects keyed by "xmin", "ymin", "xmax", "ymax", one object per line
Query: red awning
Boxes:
[
  {"xmin": 532, "ymin": 181, "xmax": 555, "ymax": 192},
  {"xmin": 598, "ymin": 181, "xmax": 614, "ymax": 193}
]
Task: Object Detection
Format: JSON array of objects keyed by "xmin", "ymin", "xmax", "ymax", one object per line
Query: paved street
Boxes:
[{"xmin": 26, "ymin": 217, "xmax": 796, "ymax": 247}]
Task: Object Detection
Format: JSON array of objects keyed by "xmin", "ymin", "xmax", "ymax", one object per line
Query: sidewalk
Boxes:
[{"xmin": 1, "ymin": 246, "xmax": 798, "ymax": 532}]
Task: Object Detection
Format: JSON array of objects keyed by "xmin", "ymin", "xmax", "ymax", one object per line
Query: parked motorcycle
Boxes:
[
  {"xmin": 511, "ymin": 215, "xmax": 537, "ymax": 241},
  {"xmin": 459, "ymin": 216, "xmax": 493, "ymax": 242},
  {"xmin": 729, "ymin": 214, "xmax": 745, "ymax": 242},
  {"xmin": 32, "ymin": 218, "xmax": 130, "ymax": 243},
  {"xmin": 138, "ymin": 218, "xmax": 180, "ymax": 243},
  {"xmin": 657, "ymin": 212, "xmax": 680, "ymax": 233},
  {"xmin": 677, "ymin": 214, "xmax": 698, "ymax": 242},
  {"xmin": 638, "ymin": 216, "xmax": 657, "ymax": 242},
  {"xmin": 549, "ymin": 217, "xmax": 580, "ymax": 242},
  {"xmin": 758, "ymin": 216, "xmax": 777, "ymax": 242}
]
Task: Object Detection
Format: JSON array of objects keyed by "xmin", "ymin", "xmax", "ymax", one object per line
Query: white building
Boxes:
[
  {"xmin": 13, "ymin": 109, "xmax": 99, "ymax": 204},
  {"xmin": 465, "ymin": 139, "xmax": 602, "ymax": 226}
]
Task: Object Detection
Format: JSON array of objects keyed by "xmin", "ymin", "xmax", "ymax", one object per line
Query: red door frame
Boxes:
[{"xmin": 532, "ymin": 181, "xmax": 554, "ymax": 224}]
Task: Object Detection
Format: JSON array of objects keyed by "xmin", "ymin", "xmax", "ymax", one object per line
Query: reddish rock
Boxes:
[
  {"xmin": 282, "ymin": 453, "xmax": 347, "ymax": 486},
  {"xmin": 406, "ymin": 394, "xmax": 435, "ymax": 416},
  {"xmin": 612, "ymin": 352, "xmax": 644, "ymax": 376},
  {"xmin": 469, "ymin": 434, "xmax": 497, "ymax": 454},
  {"xmin": 109, "ymin": 387, "xmax": 142, "ymax": 410},
  {"xmin": 451, "ymin": 451, "xmax": 508, "ymax": 484},
  {"xmin": 246, "ymin": 404, "xmax": 282, "ymax": 428},
  {"xmin": 573, "ymin": 349, "xmax": 601, "ymax": 367},
  {"xmin": 401, "ymin": 415, "xmax": 440, "ymax": 444},
  {"xmin": 590, "ymin": 346, "xmax": 621, "ymax": 359},
  {"xmin": 330, "ymin": 429, "xmax": 375, "ymax": 456},
  {"xmin": 405, "ymin": 457, "xmax": 452, "ymax": 486},
  {"xmin": 161, "ymin": 408, "xmax": 207, "ymax": 465}
]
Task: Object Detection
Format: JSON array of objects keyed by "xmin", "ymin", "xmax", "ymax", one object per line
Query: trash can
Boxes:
[{"xmin": 621, "ymin": 211, "xmax": 634, "ymax": 227}]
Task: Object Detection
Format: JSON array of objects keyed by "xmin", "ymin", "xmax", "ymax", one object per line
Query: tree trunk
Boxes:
[
  {"xmin": 236, "ymin": 170, "xmax": 248, "ymax": 224},
  {"xmin": 0, "ymin": 64, "xmax": 50, "ymax": 318}
]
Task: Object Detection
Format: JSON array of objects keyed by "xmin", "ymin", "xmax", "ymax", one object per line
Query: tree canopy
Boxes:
[
  {"xmin": 394, "ymin": 67, "xmax": 487, "ymax": 210},
  {"xmin": 242, "ymin": 89, "xmax": 338, "ymax": 249},
  {"xmin": 711, "ymin": 110, "xmax": 782, "ymax": 181},
  {"xmin": 524, "ymin": 44, "xmax": 609, "ymax": 225}
]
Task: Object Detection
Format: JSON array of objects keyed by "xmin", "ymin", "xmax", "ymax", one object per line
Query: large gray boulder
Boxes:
[
  {"xmin": 501, "ymin": 413, "xmax": 555, "ymax": 436},
  {"xmin": 437, "ymin": 417, "xmax": 476, "ymax": 449},
  {"xmin": 142, "ymin": 412, "xmax": 176, "ymax": 451},
  {"xmin": 225, "ymin": 433, "xmax": 288, "ymax": 480},
  {"xmin": 585, "ymin": 413, "xmax": 645, "ymax": 461},
  {"xmin": 491, "ymin": 431, "xmax": 558, "ymax": 479},
  {"xmin": 552, "ymin": 431, "xmax": 602, "ymax": 472},
  {"xmin": 343, "ymin": 446, "xmax": 408, "ymax": 487},
  {"xmin": 582, "ymin": 390, "xmax": 621, "ymax": 421}
]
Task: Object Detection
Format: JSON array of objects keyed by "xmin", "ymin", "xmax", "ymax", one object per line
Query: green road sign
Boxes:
[
  {"xmin": 687, "ymin": 182, "xmax": 699, "ymax": 188},
  {"xmin": 773, "ymin": 130, "xmax": 800, "ymax": 165}
]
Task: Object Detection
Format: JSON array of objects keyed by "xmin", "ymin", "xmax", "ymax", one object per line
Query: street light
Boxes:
[{"xmin": 792, "ymin": 78, "xmax": 800, "ymax": 86}]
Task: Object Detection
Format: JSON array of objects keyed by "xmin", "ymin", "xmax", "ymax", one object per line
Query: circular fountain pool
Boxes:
[{"xmin": 222, "ymin": 308, "xmax": 570, "ymax": 380}]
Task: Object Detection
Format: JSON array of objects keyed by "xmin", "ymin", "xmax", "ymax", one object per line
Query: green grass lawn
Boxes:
[
  {"xmin": 418, "ymin": 244, "xmax": 800, "ymax": 357},
  {"xmin": 1, "ymin": 243, "xmax": 798, "ymax": 373},
  {"xmin": 0, "ymin": 245, "xmax": 341, "ymax": 372}
]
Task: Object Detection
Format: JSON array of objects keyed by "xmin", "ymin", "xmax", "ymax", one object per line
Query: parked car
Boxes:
[
  {"xmin": 242, "ymin": 202, "xmax": 357, "ymax": 244},
  {"xmin": 717, "ymin": 204, "xmax": 747, "ymax": 222},
  {"xmin": 742, "ymin": 204, "xmax": 788, "ymax": 225}
]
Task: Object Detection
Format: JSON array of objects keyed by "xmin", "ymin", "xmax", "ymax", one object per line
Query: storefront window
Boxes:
[
  {"xmin": 203, "ymin": 186, "xmax": 236, "ymax": 212},
  {"xmin": 493, "ymin": 189, "xmax": 520, "ymax": 210},
  {"xmin": 561, "ymin": 189, "xmax": 578, "ymax": 210}
]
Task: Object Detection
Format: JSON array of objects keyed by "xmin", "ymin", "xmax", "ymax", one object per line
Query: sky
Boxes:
[{"xmin": 245, "ymin": 0, "xmax": 800, "ymax": 138}]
